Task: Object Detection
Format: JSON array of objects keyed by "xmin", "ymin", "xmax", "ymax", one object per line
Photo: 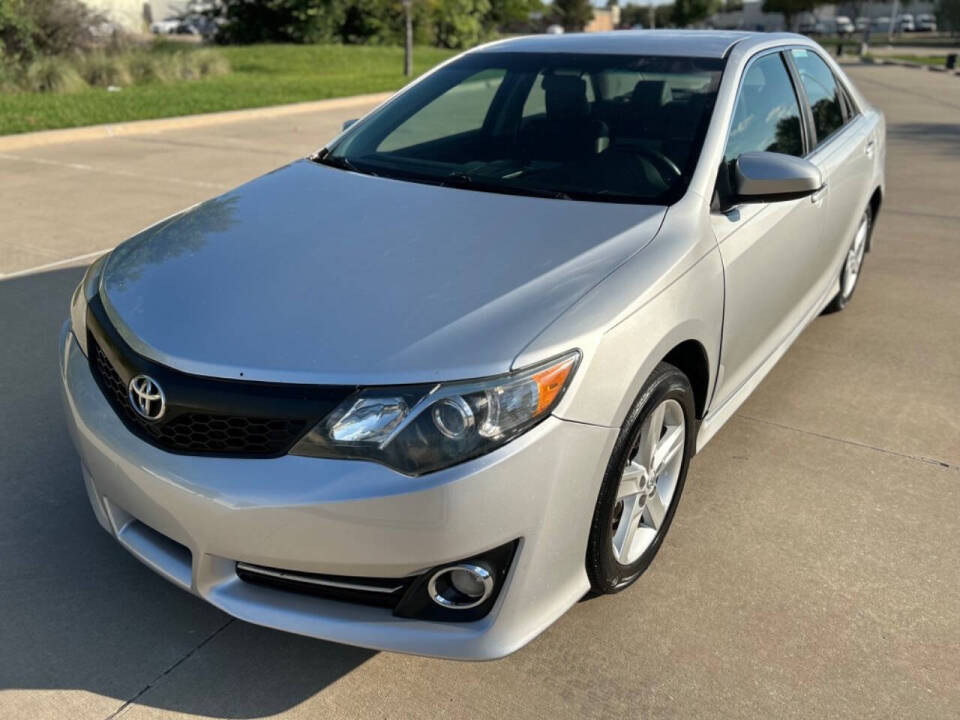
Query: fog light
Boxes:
[{"xmin": 427, "ymin": 563, "xmax": 493, "ymax": 609}]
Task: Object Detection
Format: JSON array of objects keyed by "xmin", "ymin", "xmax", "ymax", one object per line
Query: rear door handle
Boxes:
[
  {"xmin": 864, "ymin": 139, "xmax": 876, "ymax": 157},
  {"xmin": 810, "ymin": 184, "xmax": 828, "ymax": 204}
]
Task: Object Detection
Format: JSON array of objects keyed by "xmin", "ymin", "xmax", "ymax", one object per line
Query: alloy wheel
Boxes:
[
  {"xmin": 842, "ymin": 213, "xmax": 869, "ymax": 299},
  {"xmin": 611, "ymin": 398, "xmax": 685, "ymax": 566}
]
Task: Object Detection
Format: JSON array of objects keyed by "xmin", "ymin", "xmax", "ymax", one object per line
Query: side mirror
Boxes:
[
  {"xmin": 732, "ymin": 151, "xmax": 823, "ymax": 204},
  {"xmin": 342, "ymin": 118, "xmax": 359, "ymax": 132}
]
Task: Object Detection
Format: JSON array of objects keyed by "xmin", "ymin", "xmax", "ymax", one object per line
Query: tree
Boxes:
[
  {"xmin": 212, "ymin": 0, "xmax": 347, "ymax": 44},
  {"xmin": 433, "ymin": 0, "xmax": 491, "ymax": 48},
  {"xmin": 671, "ymin": 0, "xmax": 717, "ymax": 27},
  {"xmin": 620, "ymin": 3, "xmax": 674, "ymax": 28},
  {"xmin": 939, "ymin": 0, "xmax": 960, "ymax": 35},
  {"xmin": 761, "ymin": 0, "xmax": 825, "ymax": 31},
  {"xmin": 403, "ymin": 0, "xmax": 412, "ymax": 75},
  {"xmin": 553, "ymin": 0, "xmax": 594, "ymax": 30},
  {"xmin": 0, "ymin": 0, "xmax": 106, "ymax": 62},
  {"xmin": 486, "ymin": 0, "xmax": 542, "ymax": 33}
]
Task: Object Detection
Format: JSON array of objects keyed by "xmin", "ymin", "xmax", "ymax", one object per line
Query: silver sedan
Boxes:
[{"xmin": 61, "ymin": 30, "xmax": 885, "ymax": 660}]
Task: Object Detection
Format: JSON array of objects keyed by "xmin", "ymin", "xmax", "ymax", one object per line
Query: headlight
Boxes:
[
  {"xmin": 69, "ymin": 253, "xmax": 108, "ymax": 357},
  {"xmin": 290, "ymin": 351, "xmax": 580, "ymax": 475}
]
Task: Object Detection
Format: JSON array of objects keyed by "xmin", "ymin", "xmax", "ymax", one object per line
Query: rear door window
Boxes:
[{"xmin": 790, "ymin": 49, "xmax": 846, "ymax": 147}]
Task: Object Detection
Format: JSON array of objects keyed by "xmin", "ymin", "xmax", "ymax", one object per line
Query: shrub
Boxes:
[
  {"xmin": 125, "ymin": 48, "xmax": 231, "ymax": 86},
  {"xmin": 192, "ymin": 49, "xmax": 231, "ymax": 78},
  {"xmin": 127, "ymin": 48, "xmax": 183, "ymax": 84},
  {"xmin": 20, "ymin": 56, "xmax": 88, "ymax": 92},
  {"xmin": 126, "ymin": 51, "xmax": 162, "ymax": 84},
  {"xmin": 174, "ymin": 51, "xmax": 202, "ymax": 80},
  {"xmin": 0, "ymin": 0, "xmax": 108, "ymax": 62},
  {"xmin": 78, "ymin": 52, "xmax": 132, "ymax": 87},
  {"xmin": 0, "ymin": 60, "xmax": 20, "ymax": 92}
]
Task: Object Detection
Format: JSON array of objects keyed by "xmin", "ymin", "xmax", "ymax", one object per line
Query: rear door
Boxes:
[
  {"xmin": 787, "ymin": 48, "xmax": 878, "ymax": 286},
  {"xmin": 710, "ymin": 50, "xmax": 826, "ymax": 410}
]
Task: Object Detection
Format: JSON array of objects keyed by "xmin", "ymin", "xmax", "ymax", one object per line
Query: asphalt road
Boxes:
[{"xmin": 1, "ymin": 63, "xmax": 958, "ymax": 719}]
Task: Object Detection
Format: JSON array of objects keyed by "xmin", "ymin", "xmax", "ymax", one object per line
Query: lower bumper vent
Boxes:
[{"xmin": 235, "ymin": 562, "xmax": 409, "ymax": 609}]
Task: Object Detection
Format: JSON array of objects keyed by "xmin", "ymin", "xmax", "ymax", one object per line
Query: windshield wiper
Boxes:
[
  {"xmin": 441, "ymin": 172, "xmax": 571, "ymax": 201},
  {"xmin": 313, "ymin": 152, "xmax": 374, "ymax": 176}
]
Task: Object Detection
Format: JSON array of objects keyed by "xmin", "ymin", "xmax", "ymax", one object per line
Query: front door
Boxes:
[{"xmin": 710, "ymin": 50, "xmax": 827, "ymax": 410}]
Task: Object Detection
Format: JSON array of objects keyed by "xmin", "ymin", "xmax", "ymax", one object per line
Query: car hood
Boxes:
[{"xmin": 101, "ymin": 160, "xmax": 665, "ymax": 385}]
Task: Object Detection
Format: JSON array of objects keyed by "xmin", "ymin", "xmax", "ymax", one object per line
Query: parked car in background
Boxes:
[
  {"xmin": 150, "ymin": 17, "xmax": 180, "ymax": 34},
  {"xmin": 855, "ymin": 16, "xmax": 871, "ymax": 31},
  {"xmin": 915, "ymin": 13, "xmax": 937, "ymax": 31},
  {"xmin": 873, "ymin": 16, "xmax": 892, "ymax": 30},
  {"xmin": 178, "ymin": 14, "xmax": 217, "ymax": 37},
  {"xmin": 62, "ymin": 31, "xmax": 885, "ymax": 660},
  {"xmin": 835, "ymin": 16, "xmax": 855, "ymax": 35},
  {"xmin": 798, "ymin": 20, "xmax": 827, "ymax": 34},
  {"xmin": 545, "ymin": 24, "xmax": 564, "ymax": 34},
  {"xmin": 897, "ymin": 14, "xmax": 915, "ymax": 31}
]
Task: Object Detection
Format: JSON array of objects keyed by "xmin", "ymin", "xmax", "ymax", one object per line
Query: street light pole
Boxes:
[
  {"xmin": 860, "ymin": 0, "xmax": 872, "ymax": 56},
  {"xmin": 403, "ymin": 0, "xmax": 413, "ymax": 77}
]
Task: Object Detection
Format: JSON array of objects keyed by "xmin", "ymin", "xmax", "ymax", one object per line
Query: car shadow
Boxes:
[{"xmin": 0, "ymin": 266, "xmax": 374, "ymax": 718}]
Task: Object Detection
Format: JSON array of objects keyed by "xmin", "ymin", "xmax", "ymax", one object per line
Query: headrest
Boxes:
[
  {"xmin": 631, "ymin": 80, "xmax": 672, "ymax": 108},
  {"xmin": 542, "ymin": 74, "xmax": 589, "ymax": 119}
]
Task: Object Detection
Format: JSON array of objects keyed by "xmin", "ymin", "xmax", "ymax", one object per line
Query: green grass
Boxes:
[
  {"xmin": 0, "ymin": 44, "xmax": 456, "ymax": 136},
  {"xmin": 888, "ymin": 54, "xmax": 952, "ymax": 66}
]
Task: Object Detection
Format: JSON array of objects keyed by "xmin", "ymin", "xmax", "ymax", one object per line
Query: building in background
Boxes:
[
  {"xmin": 586, "ymin": 5, "xmax": 622, "ymax": 32},
  {"xmin": 83, "ymin": 0, "xmax": 182, "ymax": 31}
]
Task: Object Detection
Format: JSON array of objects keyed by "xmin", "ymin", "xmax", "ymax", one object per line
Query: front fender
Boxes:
[{"xmin": 514, "ymin": 194, "xmax": 725, "ymax": 431}]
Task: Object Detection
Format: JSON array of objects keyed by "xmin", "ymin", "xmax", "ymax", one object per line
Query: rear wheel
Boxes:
[
  {"xmin": 823, "ymin": 207, "xmax": 871, "ymax": 314},
  {"xmin": 586, "ymin": 363, "xmax": 695, "ymax": 594}
]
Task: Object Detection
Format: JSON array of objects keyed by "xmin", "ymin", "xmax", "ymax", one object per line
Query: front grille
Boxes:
[
  {"xmin": 84, "ymin": 293, "xmax": 353, "ymax": 458},
  {"xmin": 91, "ymin": 340, "xmax": 308, "ymax": 456},
  {"xmin": 159, "ymin": 414, "xmax": 306, "ymax": 455}
]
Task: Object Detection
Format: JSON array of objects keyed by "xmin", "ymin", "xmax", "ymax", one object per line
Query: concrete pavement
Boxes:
[
  {"xmin": 0, "ymin": 99, "xmax": 382, "ymax": 277},
  {"xmin": 1, "ymin": 63, "xmax": 958, "ymax": 719}
]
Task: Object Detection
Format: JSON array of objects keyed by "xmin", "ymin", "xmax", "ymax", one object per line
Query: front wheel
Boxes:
[
  {"xmin": 586, "ymin": 363, "xmax": 696, "ymax": 594},
  {"xmin": 823, "ymin": 206, "xmax": 872, "ymax": 314}
]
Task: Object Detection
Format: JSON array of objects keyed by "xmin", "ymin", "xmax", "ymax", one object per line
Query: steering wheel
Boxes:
[{"xmin": 631, "ymin": 146, "xmax": 683, "ymax": 184}]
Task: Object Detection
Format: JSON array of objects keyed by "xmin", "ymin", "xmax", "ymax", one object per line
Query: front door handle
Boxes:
[
  {"xmin": 810, "ymin": 184, "xmax": 828, "ymax": 204},
  {"xmin": 864, "ymin": 139, "xmax": 876, "ymax": 157}
]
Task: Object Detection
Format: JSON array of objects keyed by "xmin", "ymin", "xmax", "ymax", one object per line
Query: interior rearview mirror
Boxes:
[
  {"xmin": 731, "ymin": 151, "xmax": 823, "ymax": 205},
  {"xmin": 342, "ymin": 118, "xmax": 359, "ymax": 132}
]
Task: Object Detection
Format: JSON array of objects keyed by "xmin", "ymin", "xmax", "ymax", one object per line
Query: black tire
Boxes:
[
  {"xmin": 586, "ymin": 362, "xmax": 696, "ymax": 594},
  {"xmin": 823, "ymin": 205, "xmax": 873, "ymax": 315}
]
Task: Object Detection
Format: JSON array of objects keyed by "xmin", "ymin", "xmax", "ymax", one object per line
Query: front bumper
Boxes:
[{"xmin": 59, "ymin": 324, "xmax": 617, "ymax": 660}]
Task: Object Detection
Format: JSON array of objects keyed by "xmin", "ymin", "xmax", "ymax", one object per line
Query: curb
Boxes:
[
  {"xmin": 0, "ymin": 91, "xmax": 394, "ymax": 152},
  {"xmin": 866, "ymin": 57, "xmax": 958, "ymax": 74}
]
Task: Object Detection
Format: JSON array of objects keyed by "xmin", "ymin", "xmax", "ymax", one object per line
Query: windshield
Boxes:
[{"xmin": 320, "ymin": 52, "xmax": 725, "ymax": 205}]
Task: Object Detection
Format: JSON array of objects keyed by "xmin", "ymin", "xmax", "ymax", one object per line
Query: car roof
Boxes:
[{"xmin": 472, "ymin": 30, "xmax": 799, "ymax": 59}]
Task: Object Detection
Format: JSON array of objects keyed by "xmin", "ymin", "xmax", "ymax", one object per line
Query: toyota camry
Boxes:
[{"xmin": 61, "ymin": 30, "xmax": 885, "ymax": 660}]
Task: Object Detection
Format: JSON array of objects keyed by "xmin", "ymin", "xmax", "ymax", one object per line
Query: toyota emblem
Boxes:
[{"xmin": 128, "ymin": 374, "xmax": 166, "ymax": 421}]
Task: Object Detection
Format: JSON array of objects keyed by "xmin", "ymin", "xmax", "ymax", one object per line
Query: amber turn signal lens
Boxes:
[{"xmin": 533, "ymin": 356, "xmax": 577, "ymax": 414}]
